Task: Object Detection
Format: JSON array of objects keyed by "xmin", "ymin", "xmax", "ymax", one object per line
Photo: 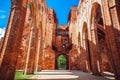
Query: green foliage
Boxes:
[
  {"xmin": 14, "ymin": 71, "xmax": 33, "ymax": 80},
  {"xmin": 57, "ymin": 55, "xmax": 67, "ymax": 70}
]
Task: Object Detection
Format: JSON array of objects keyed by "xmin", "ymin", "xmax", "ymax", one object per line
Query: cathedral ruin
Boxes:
[{"xmin": 0, "ymin": 0, "xmax": 120, "ymax": 80}]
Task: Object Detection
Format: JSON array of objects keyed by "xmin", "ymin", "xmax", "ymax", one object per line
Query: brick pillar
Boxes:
[
  {"xmin": 0, "ymin": 0, "xmax": 28, "ymax": 80},
  {"xmin": 89, "ymin": 24, "xmax": 101, "ymax": 76},
  {"xmin": 107, "ymin": 0, "xmax": 120, "ymax": 80},
  {"xmin": 102, "ymin": 0, "xmax": 120, "ymax": 79}
]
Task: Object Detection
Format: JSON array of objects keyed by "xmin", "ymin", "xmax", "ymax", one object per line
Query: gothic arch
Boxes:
[
  {"xmin": 89, "ymin": 2, "xmax": 103, "ymax": 75},
  {"xmin": 81, "ymin": 22, "xmax": 91, "ymax": 72},
  {"xmin": 89, "ymin": 2, "xmax": 113, "ymax": 76},
  {"xmin": 90, "ymin": 2, "xmax": 102, "ymax": 25},
  {"xmin": 82, "ymin": 22, "xmax": 87, "ymax": 49},
  {"xmin": 56, "ymin": 53, "xmax": 69, "ymax": 70}
]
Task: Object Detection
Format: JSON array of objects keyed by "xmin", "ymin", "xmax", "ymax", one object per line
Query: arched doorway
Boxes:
[
  {"xmin": 90, "ymin": 2, "xmax": 113, "ymax": 75},
  {"xmin": 56, "ymin": 54, "xmax": 69, "ymax": 70},
  {"xmin": 95, "ymin": 6, "xmax": 113, "ymax": 73}
]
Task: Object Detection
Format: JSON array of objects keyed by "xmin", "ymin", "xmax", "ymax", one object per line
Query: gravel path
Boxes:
[{"xmin": 29, "ymin": 70, "xmax": 115, "ymax": 80}]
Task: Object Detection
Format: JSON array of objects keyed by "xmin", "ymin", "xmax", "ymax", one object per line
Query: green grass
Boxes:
[{"xmin": 14, "ymin": 71, "xmax": 33, "ymax": 80}]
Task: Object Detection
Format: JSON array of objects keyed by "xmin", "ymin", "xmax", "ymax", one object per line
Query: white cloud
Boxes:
[
  {"xmin": 0, "ymin": 10, "xmax": 6, "ymax": 13},
  {"xmin": 0, "ymin": 15, "xmax": 6, "ymax": 19},
  {"xmin": 0, "ymin": 27, "xmax": 5, "ymax": 38}
]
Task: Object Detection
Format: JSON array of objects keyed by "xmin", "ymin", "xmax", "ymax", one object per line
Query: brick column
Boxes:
[
  {"xmin": 0, "ymin": 0, "xmax": 28, "ymax": 80},
  {"xmin": 102, "ymin": 0, "xmax": 120, "ymax": 80},
  {"xmin": 102, "ymin": 0, "xmax": 120, "ymax": 79}
]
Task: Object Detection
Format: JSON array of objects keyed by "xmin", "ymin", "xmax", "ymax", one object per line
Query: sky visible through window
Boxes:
[{"xmin": 0, "ymin": 0, "xmax": 79, "ymax": 38}]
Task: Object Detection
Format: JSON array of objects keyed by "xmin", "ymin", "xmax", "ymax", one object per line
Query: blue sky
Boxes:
[
  {"xmin": 0, "ymin": 0, "xmax": 11, "ymax": 28},
  {"xmin": 0, "ymin": 0, "xmax": 11, "ymax": 38},
  {"xmin": 46, "ymin": 0, "xmax": 79, "ymax": 25},
  {"xmin": 0, "ymin": 0, "xmax": 79, "ymax": 38}
]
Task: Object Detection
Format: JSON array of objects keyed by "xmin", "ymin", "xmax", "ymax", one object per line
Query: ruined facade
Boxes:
[
  {"xmin": 0, "ymin": 0, "xmax": 120, "ymax": 80},
  {"xmin": 55, "ymin": 25, "xmax": 71, "ymax": 69},
  {"xmin": 68, "ymin": 0, "xmax": 120, "ymax": 79}
]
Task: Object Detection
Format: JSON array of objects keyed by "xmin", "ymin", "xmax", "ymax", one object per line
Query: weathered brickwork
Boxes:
[
  {"xmin": 68, "ymin": 0, "xmax": 120, "ymax": 79},
  {"xmin": 0, "ymin": 0, "xmax": 28, "ymax": 79},
  {"xmin": 0, "ymin": 0, "xmax": 120, "ymax": 80}
]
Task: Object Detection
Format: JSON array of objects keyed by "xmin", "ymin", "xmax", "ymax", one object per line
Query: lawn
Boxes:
[{"xmin": 14, "ymin": 71, "xmax": 33, "ymax": 80}]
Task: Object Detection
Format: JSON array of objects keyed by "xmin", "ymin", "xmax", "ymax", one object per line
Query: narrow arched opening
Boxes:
[
  {"xmin": 82, "ymin": 22, "xmax": 91, "ymax": 72},
  {"xmin": 57, "ymin": 54, "xmax": 68, "ymax": 70},
  {"xmin": 90, "ymin": 2, "xmax": 113, "ymax": 76}
]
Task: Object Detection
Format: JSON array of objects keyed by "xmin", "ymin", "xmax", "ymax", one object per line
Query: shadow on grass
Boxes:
[{"xmin": 14, "ymin": 71, "xmax": 33, "ymax": 80}]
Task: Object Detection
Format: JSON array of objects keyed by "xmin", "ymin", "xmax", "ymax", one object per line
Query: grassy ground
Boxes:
[{"xmin": 14, "ymin": 71, "xmax": 33, "ymax": 80}]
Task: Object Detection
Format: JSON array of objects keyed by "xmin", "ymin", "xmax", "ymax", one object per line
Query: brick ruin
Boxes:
[{"xmin": 0, "ymin": 0, "xmax": 120, "ymax": 80}]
